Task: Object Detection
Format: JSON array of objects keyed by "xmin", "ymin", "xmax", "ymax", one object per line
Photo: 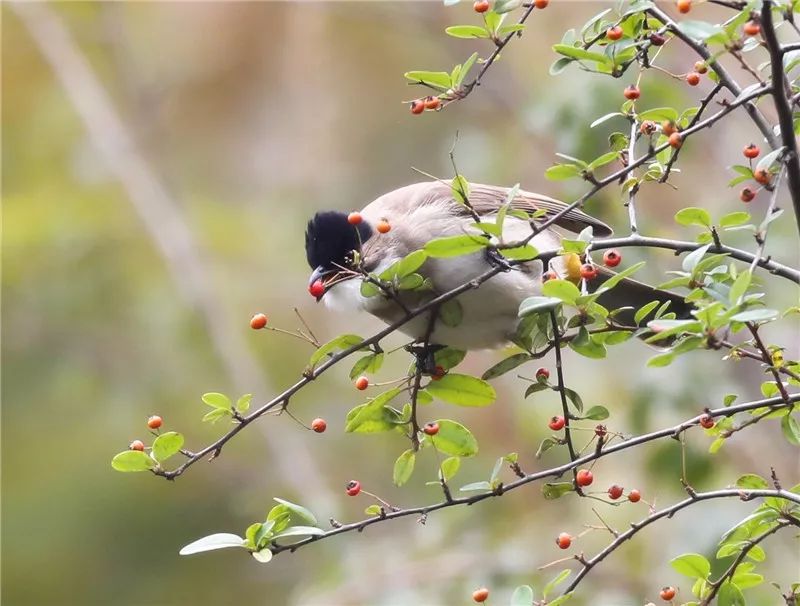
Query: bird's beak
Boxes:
[{"xmin": 309, "ymin": 266, "xmax": 336, "ymax": 301}]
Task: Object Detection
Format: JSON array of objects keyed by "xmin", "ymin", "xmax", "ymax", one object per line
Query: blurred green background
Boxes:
[{"xmin": 3, "ymin": 2, "xmax": 798, "ymax": 605}]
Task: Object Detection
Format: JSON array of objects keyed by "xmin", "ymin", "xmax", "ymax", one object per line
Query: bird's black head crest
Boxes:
[{"xmin": 305, "ymin": 211, "xmax": 372, "ymax": 271}]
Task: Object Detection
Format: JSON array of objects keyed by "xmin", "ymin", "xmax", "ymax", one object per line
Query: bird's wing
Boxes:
[{"xmin": 467, "ymin": 183, "xmax": 613, "ymax": 237}]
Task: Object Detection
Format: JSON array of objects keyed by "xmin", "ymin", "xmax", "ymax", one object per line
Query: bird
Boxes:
[{"xmin": 305, "ymin": 181, "xmax": 688, "ymax": 350}]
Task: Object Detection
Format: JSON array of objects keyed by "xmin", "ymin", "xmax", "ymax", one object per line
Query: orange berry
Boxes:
[
  {"xmin": 668, "ymin": 132, "xmax": 683, "ymax": 149},
  {"xmin": 743, "ymin": 20, "xmax": 760, "ymax": 36},
  {"xmin": 576, "ymin": 469, "xmax": 594, "ymax": 487},
  {"xmin": 423, "ymin": 422, "xmax": 440, "ymax": 435},
  {"xmin": 309, "ymin": 280, "xmax": 325, "ymax": 299},
  {"xmin": 542, "ymin": 270, "xmax": 557, "ymax": 282},
  {"xmin": 640, "ymin": 120, "xmax": 657, "ymax": 136},
  {"xmin": 376, "ymin": 219, "xmax": 391, "ymax": 234},
  {"xmin": 250, "ymin": 313, "xmax": 268, "ymax": 330},
  {"xmin": 472, "ymin": 588, "xmax": 490, "ymax": 603},
  {"xmin": 431, "ymin": 365, "xmax": 446, "ymax": 381},
  {"xmin": 740, "ymin": 187, "xmax": 756, "ymax": 203},
  {"xmin": 129, "ymin": 440, "xmax": 145, "ymax": 451},
  {"xmin": 556, "ymin": 532, "xmax": 572, "ymax": 549},
  {"xmin": 345, "ymin": 480, "xmax": 361, "ymax": 496},
  {"xmin": 699, "ymin": 414, "xmax": 715, "ymax": 429},
  {"xmin": 661, "ymin": 120, "xmax": 677, "ymax": 136},
  {"xmin": 608, "ymin": 484, "xmax": 624, "ymax": 500},
  {"xmin": 686, "ymin": 72, "xmax": 700, "ymax": 86},
  {"xmin": 603, "ymin": 249, "xmax": 621, "ymax": 267},
  {"xmin": 347, "ymin": 211, "xmax": 363, "ymax": 225},
  {"xmin": 410, "ymin": 100, "xmax": 425, "ymax": 115},
  {"xmin": 424, "ymin": 96, "xmax": 441, "ymax": 110},
  {"xmin": 534, "ymin": 0, "xmax": 548, "ymax": 7},
  {"xmin": 628, "ymin": 488, "xmax": 642, "ymax": 503},
  {"xmin": 694, "ymin": 61, "xmax": 708, "ymax": 74},
  {"xmin": 754, "ymin": 169, "xmax": 771, "ymax": 185},
  {"xmin": 580, "ymin": 263, "xmax": 598, "ymax": 280},
  {"xmin": 606, "ymin": 26, "xmax": 623, "ymax": 40},
  {"xmin": 677, "ymin": 0, "xmax": 691, "ymax": 13},
  {"xmin": 355, "ymin": 376, "xmax": 369, "ymax": 390},
  {"xmin": 147, "ymin": 415, "xmax": 163, "ymax": 430},
  {"xmin": 473, "ymin": 0, "xmax": 490, "ymax": 12},
  {"xmin": 623, "ymin": 85, "xmax": 641, "ymax": 100},
  {"xmin": 311, "ymin": 418, "xmax": 327, "ymax": 433},
  {"xmin": 595, "ymin": 424, "xmax": 607, "ymax": 437},
  {"xmin": 548, "ymin": 416, "xmax": 565, "ymax": 431},
  {"xmin": 743, "ymin": 144, "xmax": 760, "ymax": 159},
  {"xmin": 660, "ymin": 586, "xmax": 676, "ymax": 601}
]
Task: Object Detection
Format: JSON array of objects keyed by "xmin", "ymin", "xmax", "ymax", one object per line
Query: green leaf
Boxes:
[
  {"xmin": 202, "ymin": 408, "xmax": 231, "ymax": 424},
  {"xmin": 151, "ymin": 432, "xmax": 184, "ymax": 463},
  {"xmin": 720, "ymin": 211, "xmax": 751, "ymax": 228},
  {"xmin": 550, "ymin": 57, "xmax": 572, "ymax": 75},
  {"xmin": 271, "ymin": 526, "xmax": 325, "ymax": 540},
  {"xmin": 360, "ymin": 280, "xmax": 381, "ymax": 298},
  {"xmin": 424, "ymin": 234, "xmax": 488, "ymax": 258},
  {"xmin": 675, "ymin": 207, "xmax": 712, "ymax": 228},
  {"xmin": 542, "ymin": 482, "xmax": 575, "ymax": 500},
  {"xmin": 349, "ymin": 353, "xmax": 385, "ymax": 379},
  {"xmin": 364, "ymin": 504, "xmax": 382, "ymax": 515},
  {"xmin": 729, "ymin": 271, "xmax": 751, "ymax": 305},
  {"xmin": 731, "ymin": 572, "xmax": 763, "ymax": 589},
  {"xmin": 730, "ymin": 309, "xmax": 778, "ymax": 323},
  {"xmin": 552, "ymin": 44, "xmax": 612, "ymax": 65},
  {"xmin": 518, "ymin": 296, "xmax": 562, "ymax": 317},
  {"xmin": 309, "ymin": 334, "xmax": 364, "ymax": 369},
  {"xmin": 434, "ymin": 347, "xmax": 467, "ymax": 369},
  {"xmin": 677, "ymin": 20, "xmax": 724, "ymax": 41},
  {"xmin": 638, "ymin": 107, "xmax": 678, "ymax": 122},
  {"xmin": 455, "ymin": 52, "xmax": 479, "ymax": 88},
  {"xmin": 582, "ymin": 405, "xmax": 609, "ymax": 420},
  {"xmin": 494, "ymin": 0, "xmax": 523, "ymax": 12},
  {"xmin": 460, "ymin": 481, "xmax": 492, "ymax": 492},
  {"xmin": 202, "ymin": 392, "xmax": 231, "ymax": 410},
  {"xmin": 735, "ymin": 474, "xmax": 768, "ymax": 489},
  {"xmin": 560, "ymin": 239, "xmax": 588, "ymax": 254},
  {"xmin": 439, "ymin": 456, "xmax": 461, "ymax": 482},
  {"xmin": 569, "ymin": 326, "xmax": 607, "ymax": 359},
  {"xmin": 111, "ymin": 450, "xmax": 156, "ymax": 472},
  {"xmin": 647, "ymin": 352, "xmax": 675, "ymax": 368},
  {"xmin": 597, "ymin": 261, "xmax": 646, "ymax": 291},
  {"xmin": 547, "ymin": 595, "xmax": 573, "ymax": 606},
  {"xmin": 427, "ymin": 373, "xmax": 496, "ymax": 407},
  {"xmin": 379, "ymin": 250, "xmax": 428, "ymax": 280},
  {"xmin": 179, "ymin": 533, "xmax": 245, "ymax": 555},
  {"xmin": 272, "ymin": 498, "xmax": 318, "ymax": 526},
  {"xmin": 445, "ymin": 25, "xmax": 490, "ymax": 38},
  {"xmin": 543, "ymin": 569, "xmax": 572, "ymax": 599},
  {"xmin": 500, "ymin": 245, "xmax": 539, "ymax": 261},
  {"xmin": 429, "ymin": 419, "xmax": 479, "ymax": 456},
  {"xmin": 682, "ymin": 244, "xmax": 712, "ymax": 273},
  {"xmin": 590, "ymin": 112, "xmax": 623, "ymax": 128},
  {"xmin": 510, "ymin": 585, "xmax": 534, "ymax": 606},
  {"xmin": 252, "ymin": 548, "xmax": 273, "ymax": 563},
  {"xmin": 670, "ymin": 553, "xmax": 711, "ymax": 579},
  {"xmin": 393, "ymin": 449, "xmax": 416, "ymax": 486},
  {"xmin": 482, "ymin": 353, "xmax": 532, "ymax": 380},
  {"xmin": 545, "ymin": 164, "xmax": 583, "ymax": 181},
  {"xmin": 535, "ymin": 437, "xmax": 558, "ymax": 458},
  {"xmin": 452, "ymin": 174, "xmax": 471, "ymax": 204},
  {"xmin": 345, "ymin": 388, "xmax": 403, "ymax": 433},
  {"xmin": 718, "ymin": 580, "xmax": 746, "ymax": 606},
  {"xmin": 542, "ymin": 279, "xmax": 581, "ymax": 305},
  {"xmin": 404, "ymin": 70, "xmax": 452, "ymax": 90},
  {"xmin": 563, "ymin": 388, "xmax": 584, "ymax": 413},
  {"xmin": 755, "ymin": 146, "xmax": 785, "ymax": 173},
  {"xmin": 438, "ymin": 299, "xmax": 463, "ymax": 327},
  {"xmin": 587, "ymin": 151, "xmax": 619, "ymax": 171},
  {"xmin": 235, "ymin": 394, "xmax": 252, "ymax": 414},
  {"xmin": 634, "ymin": 300, "xmax": 661, "ymax": 325},
  {"xmin": 781, "ymin": 414, "xmax": 800, "ymax": 445},
  {"xmin": 498, "ymin": 23, "xmax": 526, "ymax": 35}
]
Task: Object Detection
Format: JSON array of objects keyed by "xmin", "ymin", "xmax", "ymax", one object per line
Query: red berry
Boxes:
[
  {"xmin": 650, "ymin": 32, "xmax": 667, "ymax": 46},
  {"xmin": 424, "ymin": 96, "xmax": 441, "ymax": 110},
  {"xmin": 311, "ymin": 418, "xmax": 327, "ymax": 433},
  {"xmin": 309, "ymin": 280, "xmax": 325, "ymax": 298},
  {"xmin": 472, "ymin": 588, "xmax": 490, "ymax": 603},
  {"xmin": 535, "ymin": 367, "xmax": 550, "ymax": 381},
  {"xmin": 580, "ymin": 263, "xmax": 598, "ymax": 280},
  {"xmin": 608, "ymin": 484, "xmax": 624, "ymax": 500},
  {"xmin": 473, "ymin": 0, "xmax": 490, "ymax": 13},
  {"xmin": 743, "ymin": 144, "xmax": 760, "ymax": 159},
  {"xmin": 548, "ymin": 416, "xmax": 565, "ymax": 431},
  {"xmin": 250, "ymin": 313, "xmax": 268, "ymax": 330},
  {"xmin": 686, "ymin": 72, "xmax": 700, "ymax": 86},
  {"xmin": 129, "ymin": 439, "xmax": 145, "ymax": 451},
  {"xmin": 699, "ymin": 413, "xmax": 715, "ymax": 429},
  {"xmin": 542, "ymin": 270, "xmax": 557, "ymax": 282},
  {"xmin": 147, "ymin": 415, "xmax": 163, "ymax": 430},
  {"xmin": 661, "ymin": 120, "xmax": 677, "ymax": 136},
  {"xmin": 423, "ymin": 422, "xmax": 440, "ymax": 436},
  {"xmin": 534, "ymin": 0, "xmax": 548, "ymax": 7},
  {"xmin": 640, "ymin": 120, "xmax": 656, "ymax": 136},
  {"xmin": 345, "ymin": 480, "xmax": 361, "ymax": 496},
  {"xmin": 668, "ymin": 132, "xmax": 683, "ymax": 149},
  {"xmin": 677, "ymin": 0, "xmax": 691, "ymax": 13},
  {"xmin": 740, "ymin": 187, "xmax": 756, "ymax": 203},
  {"xmin": 355, "ymin": 376, "xmax": 369, "ymax": 391},
  {"xmin": 694, "ymin": 61, "xmax": 708, "ymax": 74},
  {"xmin": 555, "ymin": 532, "xmax": 572, "ymax": 549},
  {"xmin": 410, "ymin": 100, "xmax": 425, "ymax": 115},
  {"xmin": 660, "ymin": 586, "xmax": 676, "ymax": 601},
  {"xmin": 603, "ymin": 249, "xmax": 621, "ymax": 267},
  {"xmin": 595, "ymin": 424, "xmax": 607, "ymax": 438},
  {"xmin": 743, "ymin": 20, "xmax": 760, "ymax": 36},
  {"xmin": 576, "ymin": 469, "xmax": 594, "ymax": 487},
  {"xmin": 754, "ymin": 169, "xmax": 771, "ymax": 185},
  {"xmin": 623, "ymin": 85, "xmax": 641, "ymax": 100},
  {"xmin": 606, "ymin": 26, "xmax": 623, "ymax": 40},
  {"xmin": 376, "ymin": 219, "xmax": 391, "ymax": 234},
  {"xmin": 347, "ymin": 211, "xmax": 363, "ymax": 225},
  {"xmin": 628, "ymin": 488, "xmax": 642, "ymax": 503}
]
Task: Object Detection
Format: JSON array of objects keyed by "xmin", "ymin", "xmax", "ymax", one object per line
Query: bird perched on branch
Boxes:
[{"xmin": 305, "ymin": 181, "xmax": 688, "ymax": 350}]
